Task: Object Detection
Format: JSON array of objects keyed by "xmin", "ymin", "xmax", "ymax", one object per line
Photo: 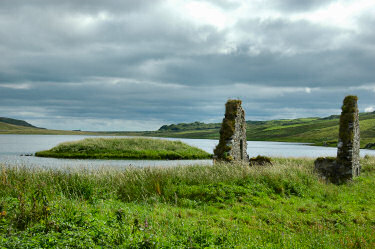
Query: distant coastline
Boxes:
[{"xmin": 1, "ymin": 112, "xmax": 375, "ymax": 149}]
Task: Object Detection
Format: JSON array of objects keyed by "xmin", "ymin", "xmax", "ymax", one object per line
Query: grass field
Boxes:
[
  {"xmin": 35, "ymin": 137, "xmax": 212, "ymax": 160},
  {"xmin": 1, "ymin": 157, "xmax": 375, "ymax": 247}
]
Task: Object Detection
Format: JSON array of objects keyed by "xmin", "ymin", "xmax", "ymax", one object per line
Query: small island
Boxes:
[{"xmin": 35, "ymin": 137, "xmax": 212, "ymax": 160}]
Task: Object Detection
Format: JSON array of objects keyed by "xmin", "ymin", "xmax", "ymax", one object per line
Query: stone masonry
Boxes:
[
  {"xmin": 314, "ymin": 95, "xmax": 360, "ymax": 183},
  {"xmin": 336, "ymin": 95, "xmax": 361, "ymax": 179},
  {"xmin": 214, "ymin": 100, "xmax": 249, "ymax": 162}
]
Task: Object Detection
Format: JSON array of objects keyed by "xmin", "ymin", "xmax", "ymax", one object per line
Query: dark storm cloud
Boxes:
[
  {"xmin": 0, "ymin": 1, "xmax": 224, "ymax": 85},
  {"xmin": 0, "ymin": 0, "xmax": 374, "ymax": 130},
  {"xmin": 1, "ymin": 1, "xmax": 372, "ymax": 87},
  {"xmin": 236, "ymin": 18, "xmax": 343, "ymax": 51},
  {"xmin": 271, "ymin": 0, "xmax": 336, "ymax": 12},
  {"xmin": 357, "ymin": 14, "xmax": 375, "ymax": 50}
]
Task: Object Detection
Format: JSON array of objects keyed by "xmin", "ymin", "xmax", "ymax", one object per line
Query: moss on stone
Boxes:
[
  {"xmin": 225, "ymin": 100, "xmax": 242, "ymax": 120},
  {"xmin": 214, "ymin": 100, "xmax": 242, "ymax": 161},
  {"xmin": 338, "ymin": 95, "xmax": 358, "ymax": 163},
  {"xmin": 341, "ymin": 95, "xmax": 358, "ymax": 114},
  {"xmin": 315, "ymin": 96, "xmax": 360, "ymax": 183},
  {"xmin": 315, "ymin": 157, "xmax": 336, "ymax": 163},
  {"xmin": 249, "ymin": 155, "xmax": 272, "ymax": 166}
]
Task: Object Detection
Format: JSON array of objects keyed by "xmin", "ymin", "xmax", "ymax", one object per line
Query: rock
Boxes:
[
  {"xmin": 249, "ymin": 156, "xmax": 272, "ymax": 166},
  {"xmin": 336, "ymin": 95, "xmax": 361, "ymax": 180},
  {"xmin": 314, "ymin": 157, "xmax": 338, "ymax": 182},
  {"xmin": 364, "ymin": 143, "xmax": 375, "ymax": 149},
  {"xmin": 314, "ymin": 95, "xmax": 361, "ymax": 184},
  {"xmin": 214, "ymin": 100, "xmax": 248, "ymax": 162}
]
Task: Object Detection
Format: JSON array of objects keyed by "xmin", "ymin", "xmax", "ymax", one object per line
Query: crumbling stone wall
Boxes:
[
  {"xmin": 214, "ymin": 100, "xmax": 248, "ymax": 162},
  {"xmin": 314, "ymin": 95, "xmax": 360, "ymax": 183},
  {"xmin": 337, "ymin": 95, "xmax": 361, "ymax": 179}
]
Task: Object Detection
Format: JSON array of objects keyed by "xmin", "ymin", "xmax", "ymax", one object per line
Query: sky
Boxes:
[{"xmin": 0, "ymin": 0, "xmax": 375, "ymax": 131}]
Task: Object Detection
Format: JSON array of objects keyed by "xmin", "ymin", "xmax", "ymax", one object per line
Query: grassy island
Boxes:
[
  {"xmin": 1, "ymin": 157, "xmax": 375, "ymax": 248},
  {"xmin": 35, "ymin": 137, "xmax": 212, "ymax": 160}
]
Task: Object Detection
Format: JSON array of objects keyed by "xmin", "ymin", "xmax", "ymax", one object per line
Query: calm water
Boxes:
[{"xmin": 0, "ymin": 134, "xmax": 374, "ymax": 169}]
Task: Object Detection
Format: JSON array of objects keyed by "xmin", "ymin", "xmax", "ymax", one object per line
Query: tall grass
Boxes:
[
  {"xmin": 35, "ymin": 137, "xmax": 212, "ymax": 160},
  {"xmin": 1, "ymin": 157, "xmax": 375, "ymax": 248},
  {"xmin": 0, "ymin": 158, "xmax": 333, "ymax": 204}
]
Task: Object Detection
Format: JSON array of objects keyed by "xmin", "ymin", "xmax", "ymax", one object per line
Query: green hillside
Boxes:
[
  {"xmin": 0, "ymin": 117, "xmax": 37, "ymax": 128},
  {"xmin": 0, "ymin": 122, "xmax": 38, "ymax": 132},
  {"xmin": 150, "ymin": 112, "xmax": 375, "ymax": 148},
  {"xmin": 0, "ymin": 120, "xmax": 98, "ymax": 135}
]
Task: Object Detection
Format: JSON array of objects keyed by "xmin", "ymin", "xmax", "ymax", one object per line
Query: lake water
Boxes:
[{"xmin": 0, "ymin": 134, "xmax": 374, "ymax": 169}]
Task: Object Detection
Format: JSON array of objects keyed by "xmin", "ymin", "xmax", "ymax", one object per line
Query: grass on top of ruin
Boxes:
[
  {"xmin": 35, "ymin": 137, "xmax": 212, "ymax": 160},
  {"xmin": 1, "ymin": 156, "xmax": 375, "ymax": 248}
]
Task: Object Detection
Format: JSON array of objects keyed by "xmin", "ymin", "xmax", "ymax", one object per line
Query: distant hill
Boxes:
[
  {"xmin": 0, "ymin": 117, "xmax": 38, "ymax": 128},
  {"xmin": 0, "ymin": 117, "xmax": 96, "ymax": 135},
  {"xmin": 154, "ymin": 112, "xmax": 375, "ymax": 148},
  {"xmin": 159, "ymin": 121, "xmax": 221, "ymax": 131},
  {"xmin": 1, "ymin": 113, "xmax": 374, "ymax": 149}
]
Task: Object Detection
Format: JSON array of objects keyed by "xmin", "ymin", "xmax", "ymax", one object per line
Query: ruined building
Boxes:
[
  {"xmin": 214, "ymin": 100, "xmax": 249, "ymax": 162},
  {"xmin": 314, "ymin": 95, "xmax": 360, "ymax": 183},
  {"xmin": 337, "ymin": 95, "xmax": 361, "ymax": 178}
]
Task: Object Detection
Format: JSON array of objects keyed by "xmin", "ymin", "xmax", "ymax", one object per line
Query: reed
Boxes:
[{"xmin": 1, "ymin": 157, "xmax": 375, "ymax": 248}]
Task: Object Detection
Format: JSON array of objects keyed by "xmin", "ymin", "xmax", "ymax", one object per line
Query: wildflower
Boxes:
[{"xmin": 1, "ymin": 211, "xmax": 6, "ymax": 216}]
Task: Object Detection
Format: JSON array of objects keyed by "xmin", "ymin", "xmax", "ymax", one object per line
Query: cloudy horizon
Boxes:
[{"xmin": 1, "ymin": 0, "xmax": 374, "ymax": 131}]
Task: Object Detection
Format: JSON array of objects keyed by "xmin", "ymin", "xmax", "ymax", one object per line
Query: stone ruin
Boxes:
[
  {"xmin": 213, "ymin": 96, "xmax": 360, "ymax": 177},
  {"xmin": 314, "ymin": 95, "xmax": 360, "ymax": 183},
  {"xmin": 214, "ymin": 100, "xmax": 249, "ymax": 162}
]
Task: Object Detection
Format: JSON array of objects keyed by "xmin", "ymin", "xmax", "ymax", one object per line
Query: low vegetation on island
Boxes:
[
  {"xmin": 35, "ymin": 137, "xmax": 212, "ymax": 160},
  {"xmin": 1, "ymin": 157, "xmax": 375, "ymax": 247}
]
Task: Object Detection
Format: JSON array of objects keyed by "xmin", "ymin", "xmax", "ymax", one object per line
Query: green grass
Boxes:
[
  {"xmin": 1, "ymin": 157, "xmax": 375, "ymax": 247},
  {"xmin": 0, "ymin": 122, "xmax": 36, "ymax": 131},
  {"xmin": 0, "ymin": 117, "xmax": 37, "ymax": 128},
  {"xmin": 35, "ymin": 137, "xmax": 212, "ymax": 160}
]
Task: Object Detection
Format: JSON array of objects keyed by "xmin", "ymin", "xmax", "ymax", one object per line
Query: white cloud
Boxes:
[
  {"xmin": 291, "ymin": 1, "xmax": 358, "ymax": 29},
  {"xmin": 350, "ymin": 84, "xmax": 375, "ymax": 93},
  {"xmin": 365, "ymin": 106, "xmax": 374, "ymax": 112},
  {"xmin": 0, "ymin": 83, "xmax": 31, "ymax": 90}
]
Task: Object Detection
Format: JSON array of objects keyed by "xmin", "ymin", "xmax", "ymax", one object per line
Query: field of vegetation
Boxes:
[
  {"xmin": 1, "ymin": 157, "xmax": 375, "ymax": 248},
  {"xmin": 35, "ymin": 137, "xmax": 212, "ymax": 160}
]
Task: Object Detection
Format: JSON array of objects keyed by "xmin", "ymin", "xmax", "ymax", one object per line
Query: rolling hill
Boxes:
[
  {"xmin": 0, "ymin": 117, "xmax": 97, "ymax": 135},
  {"xmin": 149, "ymin": 112, "xmax": 375, "ymax": 148},
  {"xmin": 0, "ymin": 117, "xmax": 38, "ymax": 128}
]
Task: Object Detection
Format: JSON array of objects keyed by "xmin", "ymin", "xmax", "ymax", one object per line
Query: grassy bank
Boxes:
[
  {"xmin": 1, "ymin": 157, "xmax": 375, "ymax": 248},
  {"xmin": 35, "ymin": 137, "xmax": 212, "ymax": 160}
]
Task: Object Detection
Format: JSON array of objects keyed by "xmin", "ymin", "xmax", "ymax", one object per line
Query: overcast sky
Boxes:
[{"xmin": 1, "ymin": 0, "xmax": 374, "ymax": 131}]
